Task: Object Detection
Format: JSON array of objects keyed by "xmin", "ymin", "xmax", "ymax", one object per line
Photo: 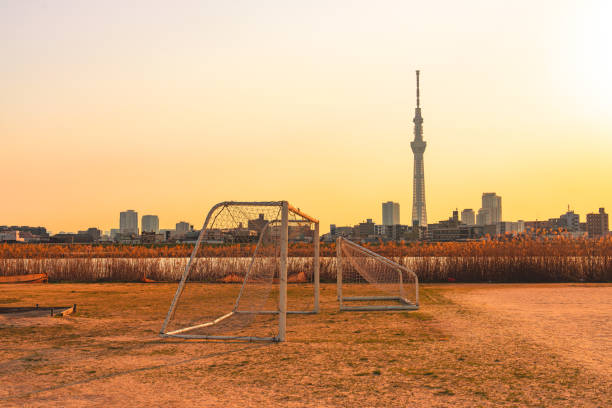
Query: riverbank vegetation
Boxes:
[{"xmin": 1, "ymin": 236, "xmax": 611, "ymax": 282}]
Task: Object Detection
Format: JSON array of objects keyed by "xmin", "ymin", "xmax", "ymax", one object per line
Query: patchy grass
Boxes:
[{"xmin": 0, "ymin": 283, "xmax": 610, "ymax": 407}]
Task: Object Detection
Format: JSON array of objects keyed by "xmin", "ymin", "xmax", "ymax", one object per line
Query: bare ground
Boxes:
[{"xmin": 0, "ymin": 283, "xmax": 610, "ymax": 407}]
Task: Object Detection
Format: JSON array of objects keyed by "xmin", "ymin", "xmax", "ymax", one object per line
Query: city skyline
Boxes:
[
  {"xmin": 3, "ymin": 197, "xmax": 610, "ymax": 236},
  {"xmin": 20, "ymin": 198, "xmax": 606, "ymax": 237},
  {"xmin": 5, "ymin": 199, "xmax": 608, "ymax": 243},
  {"xmin": 2, "ymin": 1, "xmax": 611, "ymax": 232}
]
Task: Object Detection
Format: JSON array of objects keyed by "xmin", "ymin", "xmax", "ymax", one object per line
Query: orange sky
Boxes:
[{"xmin": 1, "ymin": 1, "xmax": 611, "ymax": 233}]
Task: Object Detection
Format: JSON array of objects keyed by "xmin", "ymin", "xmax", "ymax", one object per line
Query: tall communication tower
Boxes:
[{"xmin": 410, "ymin": 70, "xmax": 427, "ymax": 227}]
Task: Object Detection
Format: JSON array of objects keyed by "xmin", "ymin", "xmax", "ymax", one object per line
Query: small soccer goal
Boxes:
[
  {"xmin": 336, "ymin": 237, "xmax": 419, "ymax": 311},
  {"xmin": 160, "ymin": 201, "xmax": 319, "ymax": 342}
]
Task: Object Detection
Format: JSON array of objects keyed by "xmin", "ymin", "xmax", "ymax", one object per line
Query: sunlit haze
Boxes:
[{"xmin": 2, "ymin": 0, "xmax": 611, "ymax": 233}]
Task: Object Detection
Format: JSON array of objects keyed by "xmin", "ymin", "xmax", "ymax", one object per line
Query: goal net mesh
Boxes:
[
  {"xmin": 338, "ymin": 238, "xmax": 418, "ymax": 309},
  {"xmin": 162, "ymin": 202, "xmax": 315, "ymax": 340}
]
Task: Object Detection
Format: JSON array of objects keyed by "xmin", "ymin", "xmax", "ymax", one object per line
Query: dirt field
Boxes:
[{"xmin": 1, "ymin": 283, "xmax": 610, "ymax": 407}]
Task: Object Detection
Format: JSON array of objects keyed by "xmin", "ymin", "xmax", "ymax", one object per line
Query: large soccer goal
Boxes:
[
  {"xmin": 336, "ymin": 237, "xmax": 419, "ymax": 311},
  {"xmin": 160, "ymin": 201, "xmax": 319, "ymax": 342}
]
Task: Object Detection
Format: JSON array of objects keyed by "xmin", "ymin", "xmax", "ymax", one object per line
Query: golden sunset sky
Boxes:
[{"xmin": 2, "ymin": 1, "xmax": 611, "ymax": 233}]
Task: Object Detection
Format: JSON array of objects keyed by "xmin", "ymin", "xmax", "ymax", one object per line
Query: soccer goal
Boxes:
[
  {"xmin": 160, "ymin": 201, "xmax": 319, "ymax": 342},
  {"xmin": 336, "ymin": 237, "xmax": 419, "ymax": 311}
]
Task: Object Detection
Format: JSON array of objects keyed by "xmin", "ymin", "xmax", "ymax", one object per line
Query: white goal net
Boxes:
[
  {"xmin": 160, "ymin": 201, "xmax": 319, "ymax": 342},
  {"xmin": 337, "ymin": 237, "xmax": 419, "ymax": 311}
]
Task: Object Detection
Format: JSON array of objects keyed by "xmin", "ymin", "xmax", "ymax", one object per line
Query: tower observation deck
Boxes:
[{"xmin": 410, "ymin": 70, "xmax": 427, "ymax": 227}]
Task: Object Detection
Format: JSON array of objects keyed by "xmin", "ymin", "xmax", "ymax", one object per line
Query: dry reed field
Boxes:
[
  {"xmin": 1, "ymin": 283, "xmax": 610, "ymax": 407},
  {"xmin": 1, "ymin": 236, "xmax": 612, "ymax": 283}
]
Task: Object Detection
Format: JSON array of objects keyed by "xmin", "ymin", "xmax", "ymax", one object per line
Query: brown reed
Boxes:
[{"xmin": 0, "ymin": 235, "xmax": 610, "ymax": 283}]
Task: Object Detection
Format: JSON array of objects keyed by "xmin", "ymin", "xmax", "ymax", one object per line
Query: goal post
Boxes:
[
  {"xmin": 336, "ymin": 237, "xmax": 419, "ymax": 311},
  {"xmin": 160, "ymin": 201, "xmax": 319, "ymax": 342}
]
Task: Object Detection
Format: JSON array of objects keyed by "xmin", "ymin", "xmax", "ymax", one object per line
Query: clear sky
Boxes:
[{"xmin": 2, "ymin": 0, "xmax": 611, "ymax": 233}]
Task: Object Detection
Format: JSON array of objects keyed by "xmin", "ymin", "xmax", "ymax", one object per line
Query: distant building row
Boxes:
[
  {"xmin": 322, "ymin": 195, "xmax": 608, "ymax": 243},
  {"xmin": 522, "ymin": 207, "xmax": 609, "ymax": 237},
  {"xmin": 118, "ymin": 210, "xmax": 161, "ymax": 235},
  {"xmin": 457, "ymin": 193, "xmax": 502, "ymax": 226},
  {"xmin": 110, "ymin": 210, "xmax": 193, "ymax": 243},
  {"xmin": 1, "ymin": 203, "xmax": 608, "ymax": 244}
]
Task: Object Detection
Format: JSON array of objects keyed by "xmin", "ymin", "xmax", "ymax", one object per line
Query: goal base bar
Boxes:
[
  {"xmin": 342, "ymin": 296, "xmax": 413, "ymax": 303},
  {"xmin": 234, "ymin": 310, "xmax": 317, "ymax": 315},
  {"xmin": 340, "ymin": 295, "xmax": 419, "ymax": 311},
  {"xmin": 340, "ymin": 305, "xmax": 419, "ymax": 311},
  {"xmin": 160, "ymin": 333, "xmax": 281, "ymax": 342}
]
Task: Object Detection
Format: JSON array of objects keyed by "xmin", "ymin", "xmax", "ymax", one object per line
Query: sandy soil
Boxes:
[
  {"xmin": 445, "ymin": 284, "xmax": 612, "ymax": 378},
  {"xmin": 0, "ymin": 283, "xmax": 610, "ymax": 407}
]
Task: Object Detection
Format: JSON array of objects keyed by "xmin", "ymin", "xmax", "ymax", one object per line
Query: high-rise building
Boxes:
[
  {"xmin": 119, "ymin": 210, "xmax": 139, "ymax": 235},
  {"xmin": 175, "ymin": 221, "xmax": 191, "ymax": 236},
  {"xmin": 411, "ymin": 70, "xmax": 427, "ymax": 227},
  {"xmin": 480, "ymin": 193, "xmax": 502, "ymax": 225},
  {"xmin": 141, "ymin": 215, "xmax": 160, "ymax": 234},
  {"xmin": 476, "ymin": 208, "xmax": 491, "ymax": 226},
  {"xmin": 559, "ymin": 210, "xmax": 580, "ymax": 231},
  {"xmin": 461, "ymin": 209, "xmax": 476, "ymax": 225},
  {"xmin": 382, "ymin": 201, "xmax": 400, "ymax": 226},
  {"xmin": 586, "ymin": 208, "xmax": 609, "ymax": 237}
]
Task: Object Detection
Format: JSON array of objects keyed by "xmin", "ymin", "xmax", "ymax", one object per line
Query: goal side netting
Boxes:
[
  {"xmin": 337, "ymin": 237, "xmax": 419, "ymax": 311},
  {"xmin": 160, "ymin": 201, "xmax": 319, "ymax": 342}
]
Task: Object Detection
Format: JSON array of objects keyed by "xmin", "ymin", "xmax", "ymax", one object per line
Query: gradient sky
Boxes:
[{"xmin": 2, "ymin": 0, "xmax": 611, "ymax": 233}]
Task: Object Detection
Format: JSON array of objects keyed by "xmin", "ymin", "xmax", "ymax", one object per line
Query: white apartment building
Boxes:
[
  {"xmin": 141, "ymin": 215, "xmax": 160, "ymax": 234},
  {"xmin": 479, "ymin": 193, "xmax": 502, "ymax": 225},
  {"xmin": 175, "ymin": 221, "xmax": 191, "ymax": 236},
  {"xmin": 382, "ymin": 201, "xmax": 400, "ymax": 226},
  {"xmin": 461, "ymin": 209, "xmax": 476, "ymax": 225},
  {"xmin": 477, "ymin": 208, "xmax": 492, "ymax": 226},
  {"xmin": 119, "ymin": 210, "xmax": 139, "ymax": 235}
]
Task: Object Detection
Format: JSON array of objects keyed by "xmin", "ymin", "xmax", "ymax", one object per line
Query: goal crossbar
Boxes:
[{"xmin": 337, "ymin": 237, "xmax": 419, "ymax": 311}]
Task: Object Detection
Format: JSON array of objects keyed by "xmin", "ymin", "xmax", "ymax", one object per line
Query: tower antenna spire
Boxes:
[
  {"xmin": 410, "ymin": 69, "xmax": 427, "ymax": 227},
  {"xmin": 416, "ymin": 70, "xmax": 420, "ymax": 108}
]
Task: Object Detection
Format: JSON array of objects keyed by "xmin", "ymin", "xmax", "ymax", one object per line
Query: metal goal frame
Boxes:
[
  {"xmin": 160, "ymin": 201, "xmax": 319, "ymax": 342},
  {"xmin": 337, "ymin": 237, "xmax": 419, "ymax": 311}
]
